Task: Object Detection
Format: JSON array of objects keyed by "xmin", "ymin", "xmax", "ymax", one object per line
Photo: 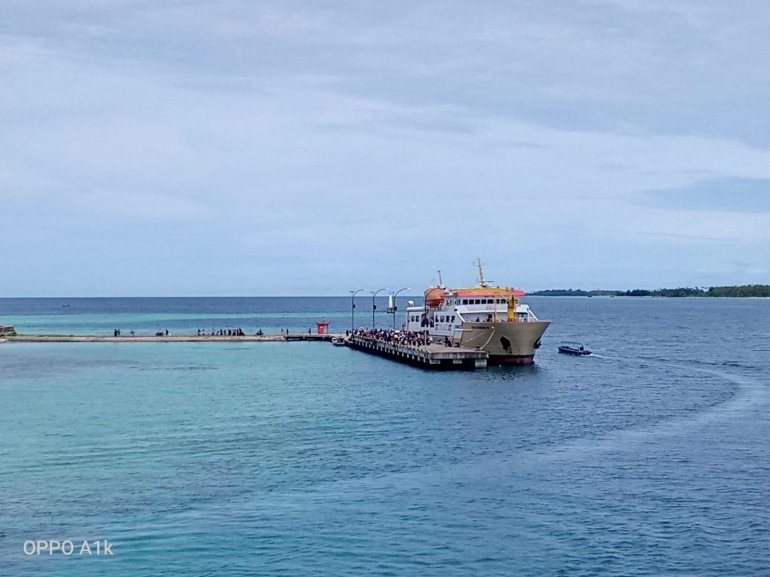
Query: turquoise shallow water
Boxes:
[{"xmin": 1, "ymin": 297, "xmax": 770, "ymax": 575}]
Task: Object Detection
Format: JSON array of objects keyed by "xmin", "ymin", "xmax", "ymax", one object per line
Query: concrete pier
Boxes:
[
  {"xmin": 2, "ymin": 333, "xmax": 341, "ymax": 343},
  {"xmin": 1, "ymin": 332, "xmax": 489, "ymax": 371},
  {"xmin": 346, "ymin": 335, "xmax": 487, "ymax": 370}
]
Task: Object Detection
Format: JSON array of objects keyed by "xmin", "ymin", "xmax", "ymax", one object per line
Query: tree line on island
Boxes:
[{"xmin": 530, "ymin": 285, "xmax": 770, "ymax": 298}]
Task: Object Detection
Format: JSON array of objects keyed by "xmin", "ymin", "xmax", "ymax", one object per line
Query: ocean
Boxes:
[{"xmin": 1, "ymin": 297, "xmax": 769, "ymax": 576}]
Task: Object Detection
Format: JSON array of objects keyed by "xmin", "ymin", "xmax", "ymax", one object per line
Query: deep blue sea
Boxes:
[{"xmin": 1, "ymin": 297, "xmax": 769, "ymax": 576}]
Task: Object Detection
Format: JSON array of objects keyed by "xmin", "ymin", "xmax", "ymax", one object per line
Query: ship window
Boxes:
[
  {"xmin": 474, "ymin": 299, "xmax": 480, "ymax": 304},
  {"xmin": 462, "ymin": 299, "xmax": 467, "ymax": 305},
  {"xmin": 451, "ymin": 315, "xmax": 456, "ymax": 322}
]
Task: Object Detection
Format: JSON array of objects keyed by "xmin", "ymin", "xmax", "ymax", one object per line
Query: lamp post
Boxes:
[
  {"xmin": 350, "ymin": 288, "xmax": 366, "ymax": 332},
  {"xmin": 391, "ymin": 287, "xmax": 410, "ymax": 329},
  {"xmin": 371, "ymin": 288, "xmax": 388, "ymax": 329}
]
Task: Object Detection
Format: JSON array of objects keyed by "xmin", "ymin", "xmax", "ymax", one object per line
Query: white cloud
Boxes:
[{"xmin": 1, "ymin": 1, "xmax": 770, "ymax": 294}]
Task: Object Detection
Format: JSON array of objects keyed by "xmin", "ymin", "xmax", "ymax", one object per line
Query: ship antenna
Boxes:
[
  {"xmin": 476, "ymin": 259, "xmax": 488, "ymax": 288},
  {"xmin": 437, "ymin": 270, "xmax": 445, "ymax": 289}
]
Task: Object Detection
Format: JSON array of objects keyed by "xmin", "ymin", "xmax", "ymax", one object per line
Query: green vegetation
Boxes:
[
  {"xmin": 706, "ymin": 285, "xmax": 770, "ymax": 297},
  {"xmin": 529, "ymin": 289, "xmax": 592, "ymax": 297},
  {"xmin": 530, "ymin": 285, "xmax": 770, "ymax": 298}
]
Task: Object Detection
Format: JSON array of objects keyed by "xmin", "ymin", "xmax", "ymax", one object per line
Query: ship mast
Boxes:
[
  {"xmin": 437, "ymin": 270, "xmax": 445, "ymax": 289},
  {"xmin": 476, "ymin": 259, "xmax": 489, "ymax": 288}
]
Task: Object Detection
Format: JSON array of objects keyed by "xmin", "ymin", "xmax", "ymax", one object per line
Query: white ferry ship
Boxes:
[{"xmin": 403, "ymin": 262, "xmax": 550, "ymax": 365}]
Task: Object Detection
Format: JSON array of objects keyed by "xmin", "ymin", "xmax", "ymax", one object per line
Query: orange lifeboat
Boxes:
[{"xmin": 424, "ymin": 286, "xmax": 446, "ymax": 307}]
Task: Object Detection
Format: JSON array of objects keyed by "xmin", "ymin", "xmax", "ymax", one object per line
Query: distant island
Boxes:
[{"xmin": 529, "ymin": 285, "xmax": 770, "ymax": 298}]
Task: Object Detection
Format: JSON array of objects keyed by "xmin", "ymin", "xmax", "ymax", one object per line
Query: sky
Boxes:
[{"xmin": 2, "ymin": 0, "xmax": 770, "ymax": 296}]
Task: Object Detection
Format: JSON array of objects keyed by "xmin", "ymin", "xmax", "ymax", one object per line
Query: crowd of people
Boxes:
[
  {"xmin": 110, "ymin": 328, "xmax": 264, "ymax": 337},
  {"xmin": 112, "ymin": 329, "xmax": 135, "ymax": 337},
  {"xmin": 198, "ymin": 328, "xmax": 248, "ymax": 336},
  {"xmin": 349, "ymin": 328, "xmax": 450, "ymax": 347}
]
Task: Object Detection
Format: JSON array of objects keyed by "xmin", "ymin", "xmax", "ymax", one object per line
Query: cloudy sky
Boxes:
[{"xmin": 2, "ymin": 0, "xmax": 769, "ymax": 296}]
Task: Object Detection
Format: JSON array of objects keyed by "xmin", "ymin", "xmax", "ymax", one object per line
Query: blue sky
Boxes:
[{"xmin": 2, "ymin": 0, "xmax": 770, "ymax": 296}]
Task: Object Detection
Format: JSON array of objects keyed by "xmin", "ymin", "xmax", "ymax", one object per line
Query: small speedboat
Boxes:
[
  {"xmin": 558, "ymin": 342, "xmax": 591, "ymax": 355},
  {"xmin": 331, "ymin": 337, "xmax": 346, "ymax": 347}
]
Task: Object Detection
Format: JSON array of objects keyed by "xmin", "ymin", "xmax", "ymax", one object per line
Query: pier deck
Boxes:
[
  {"xmin": 346, "ymin": 335, "xmax": 487, "ymax": 370},
  {"xmin": 1, "ymin": 333, "xmax": 489, "ymax": 371},
  {"xmin": 2, "ymin": 333, "xmax": 341, "ymax": 343}
]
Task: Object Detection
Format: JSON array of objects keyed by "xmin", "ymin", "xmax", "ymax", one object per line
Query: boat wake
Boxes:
[{"xmin": 536, "ymin": 353, "xmax": 769, "ymax": 462}]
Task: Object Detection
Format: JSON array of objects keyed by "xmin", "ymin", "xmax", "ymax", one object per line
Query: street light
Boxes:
[
  {"xmin": 350, "ymin": 288, "xmax": 366, "ymax": 332},
  {"xmin": 371, "ymin": 288, "xmax": 388, "ymax": 329},
  {"xmin": 391, "ymin": 287, "xmax": 410, "ymax": 329}
]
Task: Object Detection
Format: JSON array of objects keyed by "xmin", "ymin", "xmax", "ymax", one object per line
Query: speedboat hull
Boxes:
[{"xmin": 558, "ymin": 345, "xmax": 591, "ymax": 356}]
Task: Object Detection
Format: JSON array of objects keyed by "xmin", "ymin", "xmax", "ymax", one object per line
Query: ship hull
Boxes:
[
  {"xmin": 457, "ymin": 321, "xmax": 550, "ymax": 364},
  {"xmin": 488, "ymin": 354, "xmax": 536, "ymax": 366}
]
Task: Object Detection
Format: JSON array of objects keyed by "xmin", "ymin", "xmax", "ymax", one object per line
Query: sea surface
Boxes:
[{"xmin": 1, "ymin": 297, "xmax": 769, "ymax": 576}]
